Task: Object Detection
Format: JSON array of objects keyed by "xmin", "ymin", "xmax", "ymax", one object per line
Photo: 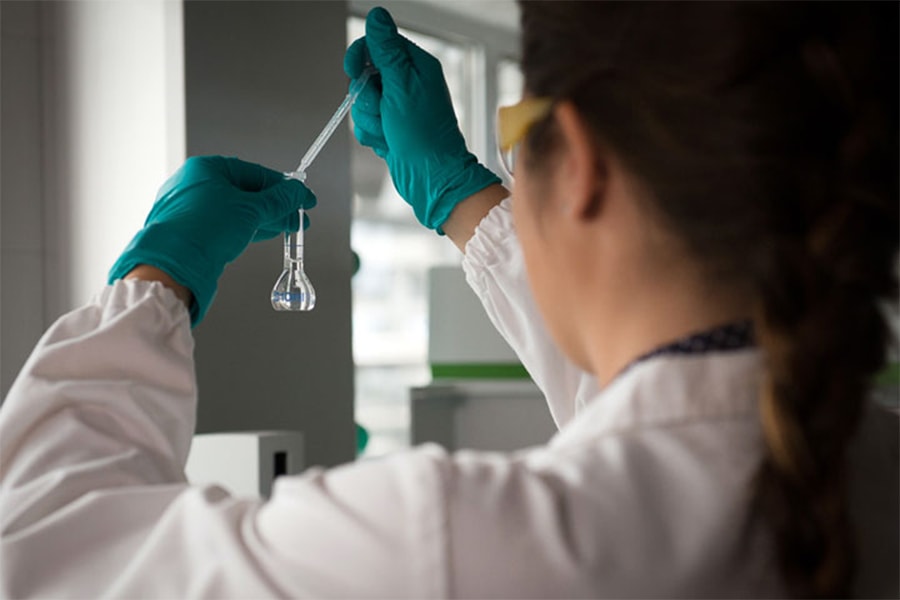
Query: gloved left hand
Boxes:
[{"xmin": 109, "ymin": 156, "xmax": 316, "ymax": 326}]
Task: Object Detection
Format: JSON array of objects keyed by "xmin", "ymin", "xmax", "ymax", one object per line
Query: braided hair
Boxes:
[{"xmin": 518, "ymin": 2, "xmax": 898, "ymax": 596}]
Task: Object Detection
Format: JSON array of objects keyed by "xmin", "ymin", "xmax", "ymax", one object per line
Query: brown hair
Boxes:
[{"xmin": 518, "ymin": 1, "xmax": 898, "ymax": 597}]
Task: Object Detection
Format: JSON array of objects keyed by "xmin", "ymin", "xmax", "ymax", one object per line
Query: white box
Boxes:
[
  {"xmin": 411, "ymin": 380, "xmax": 557, "ymax": 452},
  {"xmin": 185, "ymin": 431, "xmax": 305, "ymax": 498}
]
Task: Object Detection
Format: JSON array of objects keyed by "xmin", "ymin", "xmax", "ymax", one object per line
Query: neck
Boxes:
[{"xmin": 582, "ymin": 268, "xmax": 753, "ymax": 387}]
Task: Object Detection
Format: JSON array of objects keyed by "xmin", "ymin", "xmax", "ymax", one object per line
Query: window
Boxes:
[
  {"xmin": 497, "ymin": 58, "xmax": 524, "ymax": 110},
  {"xmin": 348, "ymin": 11, "xmax": 519, "ymax": 457}
]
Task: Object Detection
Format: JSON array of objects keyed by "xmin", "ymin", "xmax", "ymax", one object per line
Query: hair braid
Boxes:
[
  {"xmin": 754, "ymin": 241, "xmax": 886, "ymax": 596},
  {"xmin": 753, "ymin": 24, "xmax": 898, "ymax": 596}
]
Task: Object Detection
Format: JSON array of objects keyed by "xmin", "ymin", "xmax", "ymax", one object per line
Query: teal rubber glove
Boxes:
[
  {"xmin": 109, "ymin": 156, "xmax": 316, "ymax": 326},
  {"xmin": 344, "ymin": 7, "xmax": 500, "ymax": 233}
]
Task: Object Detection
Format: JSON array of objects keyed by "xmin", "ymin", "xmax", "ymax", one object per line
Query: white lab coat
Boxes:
[{"xmin": 0, "ymin": 198, "xmax": 896, "ymax": 598}]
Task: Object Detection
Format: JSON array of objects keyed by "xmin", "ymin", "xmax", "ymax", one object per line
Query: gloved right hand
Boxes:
[
  {"xmin": 344, "ymin": 7, "xmax": 500, "ymax": 233},
  {"xmin": 108, "ymin": 156, "xmax": 316, "ymax": 326}
]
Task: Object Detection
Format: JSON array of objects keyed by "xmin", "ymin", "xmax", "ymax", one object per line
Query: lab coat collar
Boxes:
[{"xmin": 552, "ymin": 349, "xmax": 762, "ymax": 447}]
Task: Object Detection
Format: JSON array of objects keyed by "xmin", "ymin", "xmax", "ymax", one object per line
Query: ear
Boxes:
[{"xmin": 553, "ymin": 101, "xmax": 606, "ymax": 221}]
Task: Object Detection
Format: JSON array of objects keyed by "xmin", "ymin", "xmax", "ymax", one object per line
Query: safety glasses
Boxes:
[{"xmin": 496, "ymin": 97, "xmax": 553, "ymax": 178}]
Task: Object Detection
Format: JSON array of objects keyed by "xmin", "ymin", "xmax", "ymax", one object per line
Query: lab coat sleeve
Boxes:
[
  {"xmin": 0, "ymin": 280, "xmax": 196, "ymax": 538},
  {"xmin": 0, "ymin": 280, "xmax": 449, "ymax": 597},
  {"xmin": 461, "ymin": 197, "xmax": 600, "ymax": 427}
]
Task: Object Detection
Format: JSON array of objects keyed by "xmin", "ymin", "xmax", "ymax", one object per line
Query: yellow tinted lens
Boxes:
[
  {"xmin": 496, "ymin": 97, "xmax": 552, "ymax": 178},
  {"xmin": 497, "ymin": 98, "xmax": 553, "ymax": 149},
  {"xmin": 500, "ymin": 143, "xmax": 519, "ymax": 177}
]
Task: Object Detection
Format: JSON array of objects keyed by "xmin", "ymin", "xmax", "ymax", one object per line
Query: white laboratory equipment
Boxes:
[
  {"xmin": 411, "ymin": 266, "xmax": 557, "ymax": 452},
  {"xmin": 411, "ymin": 379, "xmax": 556, "ymax": 452},
  {"xmin": 185, "ymin": 431, "xmax": 305, "ymax": 498}
]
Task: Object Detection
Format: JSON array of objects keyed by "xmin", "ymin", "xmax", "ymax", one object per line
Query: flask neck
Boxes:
[{"xmin": 283, "ymin": 229, "xmax": 304, "ymax": 266}]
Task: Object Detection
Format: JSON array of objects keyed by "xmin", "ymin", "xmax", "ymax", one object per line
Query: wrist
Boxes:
[
  {"xmin": 429, "ymin": 159, "xmax": 502, "ymax": 228},
  {"xmin": 441, "ymin": 183, "xmax": 509, "ymax": 252},
  {"xmin": 123, "ymin": 265, "xmax": 193, "ymax": 308},
  {"xmin": 109, "ymin": 224, "xmax": 220, "ymax": 326}
]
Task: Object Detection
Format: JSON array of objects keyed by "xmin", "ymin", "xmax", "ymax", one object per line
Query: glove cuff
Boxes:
[
  {"xmin": 428, "ymin": 155, "xmax": 502, "ymax": 233},
  {"xmin": 108, "ymin": 224, "xmax": 221, "ymax": 326}
]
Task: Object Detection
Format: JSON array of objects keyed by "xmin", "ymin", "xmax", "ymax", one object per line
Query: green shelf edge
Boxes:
[
  {"xmin": 430, "ymin": 362, "xmax": 898, "ymax": 386},
  {"xmin": 431, "ymin": 363, "xmax": 530, "ymax": 380}
]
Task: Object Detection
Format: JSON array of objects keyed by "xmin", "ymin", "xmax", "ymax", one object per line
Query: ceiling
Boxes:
[{"xmin": 412, "ymin": 0, "xmax": 520, "ymax": 32}]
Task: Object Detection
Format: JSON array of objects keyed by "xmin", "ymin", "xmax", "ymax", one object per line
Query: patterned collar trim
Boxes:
[{"xmin": 622, "ymin": 320, "xmax": 756, "ymax": 376}]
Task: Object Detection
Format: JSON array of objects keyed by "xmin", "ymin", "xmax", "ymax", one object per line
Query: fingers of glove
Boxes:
[
  {"xmin": 364, "ymin": 8, "xmax": 413, "ymax": 83},
  {"xmin": 220, "ymin": 156, "xmax": 288, "ymax": 192},
  {"xmin": 252, "ymin": 211, "xmax": 309, "ymax": 242},
  {"xmin": 354, "ymin": 77, "xmax": 382, "ymax": 114},
  {"xmin": 254, "ymin": 179, "xmax": 317, "ymax": 226},
  {"xmin": 351, "ymin": 103, "xmax": 384, "ymax": 138},
  {"xmin": 344, "ymin": 37, "xmax": 370, "ymax": 79},
  {"xmin": 355, "ymin": 126, "xmax": 389, "ymax": 158},
  {"xmin": 352, "ymin": 105, "xmax": 388, "ymax": 152},
  {"xmin": 351, "ymin": 104, "xmax": 389, "ymax": 155}
]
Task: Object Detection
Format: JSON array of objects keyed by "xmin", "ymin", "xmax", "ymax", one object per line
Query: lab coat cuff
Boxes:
[
  {"xmin": 461, "ymin": 196, "xmax": 516, "ymax": 271},
  {"xmin": 98, "ymin": 278, "xmax": 192, "ymax": 330}
]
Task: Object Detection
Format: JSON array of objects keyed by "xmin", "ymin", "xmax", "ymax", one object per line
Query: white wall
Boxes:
[
  {"xmin": 1, "ymin": 0, "xmax": 185, "ymax": 398},
  {"xmin": 41, "ymin": 0, "xmax": 186, "ymax": 317}
]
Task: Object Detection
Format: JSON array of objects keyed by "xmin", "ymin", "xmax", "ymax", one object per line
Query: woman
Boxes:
[{"xmin": 1, "ymin": 3, "xmax": 896, "ymax": 598}]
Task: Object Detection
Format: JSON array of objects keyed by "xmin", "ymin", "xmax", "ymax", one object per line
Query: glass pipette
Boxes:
[{"xmin": 272, "ymin": 66, "xmax": 377, "ymax": 312}]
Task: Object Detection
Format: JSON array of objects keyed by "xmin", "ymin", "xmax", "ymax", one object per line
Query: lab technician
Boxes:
[{"xmin": 1, "ymin": 3, "xmax": 897, "ymax": 598}]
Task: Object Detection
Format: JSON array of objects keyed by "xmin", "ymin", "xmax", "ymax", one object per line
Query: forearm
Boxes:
[{"xmin": 442, "ymin": 184, "xmax": 510, "ymax": 252}]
